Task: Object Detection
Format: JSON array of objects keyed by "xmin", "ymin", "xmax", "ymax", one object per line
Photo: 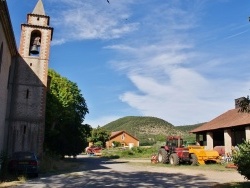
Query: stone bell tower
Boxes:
[{"xmin": 7, "ymin": 0, "xmax": 53, "ymax": 157}]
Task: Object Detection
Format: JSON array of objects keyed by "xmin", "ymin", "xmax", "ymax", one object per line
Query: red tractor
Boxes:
[
  {"xmin": 157, "ymin": 136, "xmax": 198, "ymax": 165},
  {"xmin": 85, "ymin": 146, "xmax": 102, "ymax": 155}
]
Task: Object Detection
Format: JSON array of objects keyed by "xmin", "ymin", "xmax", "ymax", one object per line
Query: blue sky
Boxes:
[{"xmin": 7, "ymin": 0, "xmax": 250, "ymax": 127}]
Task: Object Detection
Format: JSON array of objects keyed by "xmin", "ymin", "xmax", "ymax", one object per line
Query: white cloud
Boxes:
[
  {"xmin": 51, "ymin": 38, "xmax": 66, "ymax": 46},
  {"xmin": 49, "ymin": 0, "xmax": 138, "ymax": 44},
  {"xmin": 120, "ymin": 72, "xmax": 250, "ymax": 125},
  {"xmin": 84, "ymin": 115, "xmax": 122, "ymax": 128},
  {"xmin": 108, "ymin": 1, "xmax": 250, "ymax": 125},
  {"xmin": 47, "ymin": 0, "xmax": 250, "ymax": 126}
]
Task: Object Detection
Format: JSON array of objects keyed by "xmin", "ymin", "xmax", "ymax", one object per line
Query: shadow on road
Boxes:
[{"xmin": 19, "ymin": 156, "xmax": 219, "ymax": 188}]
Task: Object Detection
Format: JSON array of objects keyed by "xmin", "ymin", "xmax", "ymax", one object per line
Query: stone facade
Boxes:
[
  {"xmin": 0, "ymin": 1, "xmax": 18, "ymax": 153},
  {"xmin": 246, "ymin": 126, "xmax": 250, "ymax": 141},
  {"xmin": 0, "ymin": 0, "xmax": 53, "ymax": 158},
  {"xmin": 206, "ymin": 132, "xmax": 213, "ymax": 150}
]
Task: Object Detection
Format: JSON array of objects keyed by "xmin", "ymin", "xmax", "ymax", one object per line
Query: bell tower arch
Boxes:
[{"xmin": 8, "ymin": 0, "xmax": 53, "ymax": 157}]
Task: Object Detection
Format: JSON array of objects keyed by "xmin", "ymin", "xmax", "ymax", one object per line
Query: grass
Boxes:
[
  {"xmin": 122, "ymin": 157, "xmax": 236, "ymax": 171},
  {"xmin": 0, "ymin": 154, "xmax": 78, "ymax": 187},
  {"xmin": 0, "ymin": 174, "xmax": 27, "ymax": 188},
  {"xmin": 39, "ymin": 155, "xmax": 79, "ymax": 174},
  {"xmin": 213, "ymin": 182, "xmax": 250, "ymax": 188},
  {"xmin": 102, "ymin": 145, "xmax": 159, "ymax": 159}
]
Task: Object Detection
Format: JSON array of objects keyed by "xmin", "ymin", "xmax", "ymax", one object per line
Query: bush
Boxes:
[
  {"xmin": 233, "ymin": 140, "xmax": 250, "ymax": 180},
  {"xmin": 102, "ymin": 145, "xmax": 160, "ymax": 159},
  {"xmin": 120, "ymin": 150, "xmax": 135, "ymax": 157},
  {"xmin": 112, "ymin": 141, "xmax": 121, "ymax": 147},
  {"xmin": 94, "ymin": 141, "xmax": 103, "ymax": 147}
]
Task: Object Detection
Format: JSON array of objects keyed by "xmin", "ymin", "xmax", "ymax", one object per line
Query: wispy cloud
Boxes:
[
  {"xmin": 106, "ymin": 1, "xmax": 250, "ymax": 125},
  {"xmin": 49, "ymin": 0, "xmax": 138, "ymax": 44},
  {"xmin": 225, "ymin": 30, "xmax": 249, "ymax": 39},
  {"xmin": 47, "ymin": 0, "xmax": 250, "ymax": 126}
]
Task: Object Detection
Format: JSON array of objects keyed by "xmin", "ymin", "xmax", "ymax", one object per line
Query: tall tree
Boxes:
[
  {"xmin": 238, "ymin": 96, "xmax": 250, "ymax": 113},
  {"xmin": 88, "ymin": 126, "xmax": 110, "ymax": 147},
  {"xmin": 45, "ymin": 69, "xmax": 89, "ymax": 157},
  {"xmin": 235, "ymin": 96, "xmax": 250, "ymax": 179}
]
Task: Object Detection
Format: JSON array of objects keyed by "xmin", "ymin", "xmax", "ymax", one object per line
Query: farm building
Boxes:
[
  {"xmin": 190, "ymin": 97, "xmax": 250, "ymax": 155},
  {"xmin": 106, "ymin": 130, "xmax": 139, "ymax": 149}
]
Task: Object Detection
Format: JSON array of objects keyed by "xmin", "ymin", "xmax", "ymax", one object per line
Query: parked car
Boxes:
[{"xmin": 9, "ymin": 151, "xmax": 38, "ymax": 177}]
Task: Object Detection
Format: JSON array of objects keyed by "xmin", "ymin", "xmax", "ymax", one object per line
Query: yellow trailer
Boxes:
[{"xmin": 188, "ymin": 145, "xmax": 220, "ymax": 165}]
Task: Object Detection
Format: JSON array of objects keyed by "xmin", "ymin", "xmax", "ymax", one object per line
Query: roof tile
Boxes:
[{"xmin": 191, "ymin": 108, "xmax": 250, "ymax": 133}]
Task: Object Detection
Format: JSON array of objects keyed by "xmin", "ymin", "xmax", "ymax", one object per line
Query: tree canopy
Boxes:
[
  {"xmin": 45, "ymin": 69, "xmax": 90, "ymax": 156},
  {"xmin": 238, "ymin": 96, "xmax": 250, "ymax": 113},
  {"xmin": 88, "ymin": 126, "xmax": 110, "ymax": 147},
  {"xmin": 233, "ymin": 140, "xmax": 250, "ymax": 180}
]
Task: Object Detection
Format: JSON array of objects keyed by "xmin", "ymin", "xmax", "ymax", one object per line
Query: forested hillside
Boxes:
[
  {"xmin": 175, "ymin": 123, "xmax": 205, "ymax": 132},
  {"xmin": 103, "ymin": 116, "xmax": 198, "ymax": 145}
]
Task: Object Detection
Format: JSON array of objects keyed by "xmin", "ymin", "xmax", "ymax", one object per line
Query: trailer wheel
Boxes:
[
  {"xmin": 169, "ymin": 153, "xmax": 179, "ymax": 165},
  {"xmin": 157, "ymin": 149, "xmax": 168, "ymax": 164},
  {"xmin": 190, "ymin": 154, "xmax": 198, "ymax": 166}
]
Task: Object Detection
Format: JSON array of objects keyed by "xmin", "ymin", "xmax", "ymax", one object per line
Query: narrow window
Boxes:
[
  {"xmin": 26, "ymin": 89, "xmax": 30, "ymax": 99},
  {"xmin": 0, "ymin": 42, "xmax": 3, "ymax": 73},
  {"xmin": 121, "ymin": 133, "xmax": 125, "ymax": 140},
  {"xmin": 23, "ymin": 126, "xmax": 26, "ymax": 135},
  {"xmin": 7, "ymin": 65, "xmax": 11, "ymax": 89}
]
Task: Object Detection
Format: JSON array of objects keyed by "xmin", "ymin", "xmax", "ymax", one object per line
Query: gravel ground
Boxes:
[{"xmin": 12, "ymin": 155, "xmax": 247, "ymax": 188}]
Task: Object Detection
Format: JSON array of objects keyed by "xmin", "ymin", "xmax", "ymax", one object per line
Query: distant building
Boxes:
[
  {"xmin": 106, "ymin": 130, "xmax": 139, "ymax": 149},
  {"xmin": 0, "ymin": 0, "xmax": 53, "ymax": 157},
  {"xmin": 190, "ymin": 97, "xmax": 250, "ymax": 155}
]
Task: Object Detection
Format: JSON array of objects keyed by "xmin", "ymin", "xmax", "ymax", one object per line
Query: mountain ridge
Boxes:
[{"xmin": 102, "ymin": 116, "xmax": 203, "ymax": 145}]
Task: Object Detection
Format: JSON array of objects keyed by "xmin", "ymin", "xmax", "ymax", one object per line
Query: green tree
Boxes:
[
  {"xmin": 234, "ymin": 96, "xmax": 250, "ymax": 180},
  {"xmin": 238, "ymin": 96, "xmax": 250, "ymax": 113},
  {"xmin": 233, "ymin": 141, "xmax": 250, "ymax": 180},
  {"xmin": 88, "ymin": 126, "xmax": 110, "ymax": 147},
  {"xmin": 45, "ymin": 69, "xmax": 89, "ymax": 157}
]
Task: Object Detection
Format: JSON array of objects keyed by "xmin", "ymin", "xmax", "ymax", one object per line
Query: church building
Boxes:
[{"xmin": 0, "ymin": 0, "xmax": 53, "ymax": 157}]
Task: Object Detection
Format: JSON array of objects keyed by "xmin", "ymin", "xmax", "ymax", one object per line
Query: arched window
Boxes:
[
  {"xmin": 0, "ymin": 42, "xmax": 3, "ymax": 73},
  {"xmin": 29, "ymin": 30, "xmax": 41, "ymax": 56},
  {"xmin": 121, "ymin": 133, "xmax": 125, "ymax": 140}
]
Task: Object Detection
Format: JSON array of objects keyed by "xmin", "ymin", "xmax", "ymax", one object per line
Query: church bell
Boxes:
[{"xmin": 30, "ymin": 45, "xmax": 39, "ymax": 54}]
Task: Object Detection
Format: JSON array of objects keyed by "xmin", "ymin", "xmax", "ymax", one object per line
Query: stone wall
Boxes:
[
  {"xmin": 0, "ymin": 1, "xmax": 17, "ymax": 152},
  {"xmin": 0, "ymin": 21, "xmax": 12, "ymax": 152}
]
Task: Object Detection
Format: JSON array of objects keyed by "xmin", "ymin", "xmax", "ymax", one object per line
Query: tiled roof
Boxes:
[
  {"xmin": 190, "ymin": 108, "xmax": 250, "ymax": 133},
  {"xmin": 110, "ymin": 131, "xmax": 123, "ymax": 137},
  {"xmin": 110, "ymin": 130, "xmax": 139, "ymax": 141}
]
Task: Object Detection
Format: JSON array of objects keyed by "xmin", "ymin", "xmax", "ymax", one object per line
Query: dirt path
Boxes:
[{"xmin": 13, "ymin": 155, "xmax": 246, "ymax": 188}]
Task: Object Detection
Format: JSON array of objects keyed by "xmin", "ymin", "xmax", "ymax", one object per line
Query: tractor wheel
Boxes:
[
  {"xmin": 169, "ymin": 153, "xmax": 179, "ymax": 165},
  {"xmin": 190, "ymin": 154, "xmax": 198, "ymax": 166},
  {"xmin": 157, "ymin": 149, "xmax": 168, "ymax": 164}
]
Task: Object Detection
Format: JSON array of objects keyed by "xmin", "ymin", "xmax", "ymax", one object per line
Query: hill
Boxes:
[
  {"xmin": 102, "ymin": 116, "xmax": 198, "ymax": 145},
  {"xmin": 175, "ymin": 123, "xmax": 205, "ymax": 132}
]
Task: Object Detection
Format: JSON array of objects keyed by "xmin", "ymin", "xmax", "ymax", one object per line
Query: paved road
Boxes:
[{"xmin": 15, "ymin": 155, "xmax": 246, "ymax": 188}]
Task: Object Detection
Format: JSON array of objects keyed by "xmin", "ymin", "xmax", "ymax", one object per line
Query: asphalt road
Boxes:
[{"xmin": 14, "ymin": 155, "xmax": 246, "ymax": 188}]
